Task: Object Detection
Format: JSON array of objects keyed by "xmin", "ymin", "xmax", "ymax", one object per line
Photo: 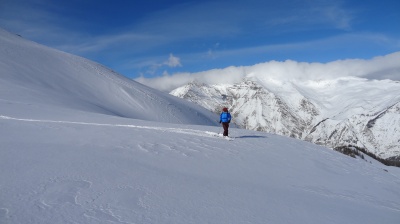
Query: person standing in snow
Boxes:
[{"xmin": 219, "ymin": 107, "xmax": 232, "ymax": 137}]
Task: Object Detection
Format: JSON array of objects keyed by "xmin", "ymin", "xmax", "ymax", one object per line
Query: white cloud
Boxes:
[
  {"xmin": 135, "ymin": 72, "xmax": 194, "ymax": 92},
  {"xmin": 133, "ymin": 54, "xmax": 182, "ymax": 75},
  {"xmin": 164, "ymin": 54, "xmax": 182, "ymax": 67},
  {"xmin": 135, "ymin": 52, "xmax": 400, "ymax": 92}
]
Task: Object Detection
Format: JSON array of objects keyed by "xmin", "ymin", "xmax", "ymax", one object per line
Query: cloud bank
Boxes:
[{"xmin": 135, "ymin": 52, "xmax": 400, "ymax": 92}]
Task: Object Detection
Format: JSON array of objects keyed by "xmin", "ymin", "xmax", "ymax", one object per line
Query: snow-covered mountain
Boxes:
[
  {"xmin": 171, "ymin": 74, "xmax": 400, "ymax": 161},
  {"xmin": 0, "ymin": 28, "xmax": 217, "ymax": 125},
  {"xmin": 1, "ymin": 28, "xmax": 400, "ymax": 223}
]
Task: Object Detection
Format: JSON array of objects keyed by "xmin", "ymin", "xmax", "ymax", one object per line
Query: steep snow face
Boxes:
[
  {"xmin": 170, "ymin": 77, "xmax": 400, "ymax": 159},
  {"xmin": 0, "ymin": 28, "xmax": 217, "ymax": 125}
]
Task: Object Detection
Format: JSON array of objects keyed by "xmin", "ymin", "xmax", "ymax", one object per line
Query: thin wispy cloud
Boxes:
[
  {"xmin": 1, "ymin": 0, "xmax": 355, "ymax": 51},
  {"xmin": 0, "ymin": 0, "xmax": 399, "ymax": 79},
  {"xmin": 304, "ymin": 1, "xmax": 353, "ymax": 30},
  {"xmin": 204, "ymin": 32, "xmax": 399, "ymax": 59}
]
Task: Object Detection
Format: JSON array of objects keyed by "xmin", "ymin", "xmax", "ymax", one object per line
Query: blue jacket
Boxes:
[{"xmin": 220, "ymin": 112, "xmax": 231, "ymax": 123}]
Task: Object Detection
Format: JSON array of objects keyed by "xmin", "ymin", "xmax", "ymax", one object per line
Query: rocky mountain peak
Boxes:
[{"xmin": 170, "ymin": 78, "xmax": 400, "ymax": 161}]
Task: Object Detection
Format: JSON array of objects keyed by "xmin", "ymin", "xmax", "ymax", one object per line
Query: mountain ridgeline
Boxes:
[
  {"xmin": 0, "ymin": 28, "xmax": 217, "ymax": 126},
  {"xmin": 170, "ymin": 78, "xmax": 400, "ymax": 166}
]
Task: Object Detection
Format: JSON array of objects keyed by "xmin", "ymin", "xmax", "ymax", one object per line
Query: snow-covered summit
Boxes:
[{"xmin": 170, "ymin": 72, "xmax": 400, "ymax": 160}]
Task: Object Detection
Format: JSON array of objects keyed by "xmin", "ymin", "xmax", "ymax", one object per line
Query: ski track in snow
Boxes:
[
  {"xmin": 0, "ymin": 115, "xmax": 231, "ymax": 140},
  {"xmin": 1, "ymin": 114, "xmax": 400, "ymax": 223},
  {"xmin": 0, "ymin": 115, "xmax": 234, "ymax": 223}
]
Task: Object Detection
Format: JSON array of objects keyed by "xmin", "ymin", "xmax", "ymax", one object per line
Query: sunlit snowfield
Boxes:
[{"xmin": 1, "ymin": 28, "xmax": 400, "ymax": 224}]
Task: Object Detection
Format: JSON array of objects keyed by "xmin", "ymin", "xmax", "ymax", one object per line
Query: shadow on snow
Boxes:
[{"xmin": 235, "ymin": 135, "xmax": 267, "ymax": 139}]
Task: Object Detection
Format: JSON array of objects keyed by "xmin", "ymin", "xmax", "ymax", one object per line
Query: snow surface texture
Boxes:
[
  {"xmin": 1, "ymin": 28, "xmax": 400, "ymax": 223},
  {"xmin": 170, "ymin": 75, "xmax": 400, "ymax": 160}
]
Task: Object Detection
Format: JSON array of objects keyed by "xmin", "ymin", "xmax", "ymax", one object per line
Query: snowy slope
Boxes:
[
  {"xmin": 171, "ymin": 75, "xmax": 400, "ymax": 159},
  {"xmin": 1, "ymin": 110, "xmax": 400, "ymax": 224},
  {"xmin": 1, "ymin": 28, "xmax": 400, "ymax": 224},
  {"xmin": 0, "ymin": 28, "xmax": 217, "ymax": 125}
]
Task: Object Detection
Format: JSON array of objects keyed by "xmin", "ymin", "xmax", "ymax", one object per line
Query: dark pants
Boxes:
[{"xmin": 222, "ymin": 122, "xmax": 229, "ymax": 136}]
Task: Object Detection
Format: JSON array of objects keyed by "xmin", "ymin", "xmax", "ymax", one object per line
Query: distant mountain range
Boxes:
[{"xmin": 171, "ymin": 77, "xmax": 400, "ymax": 162}]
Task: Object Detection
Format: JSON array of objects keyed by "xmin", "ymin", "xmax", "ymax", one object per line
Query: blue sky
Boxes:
[{"xmin": 1, "ymin": 0, "xmax": 399, "ymax": 79}]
